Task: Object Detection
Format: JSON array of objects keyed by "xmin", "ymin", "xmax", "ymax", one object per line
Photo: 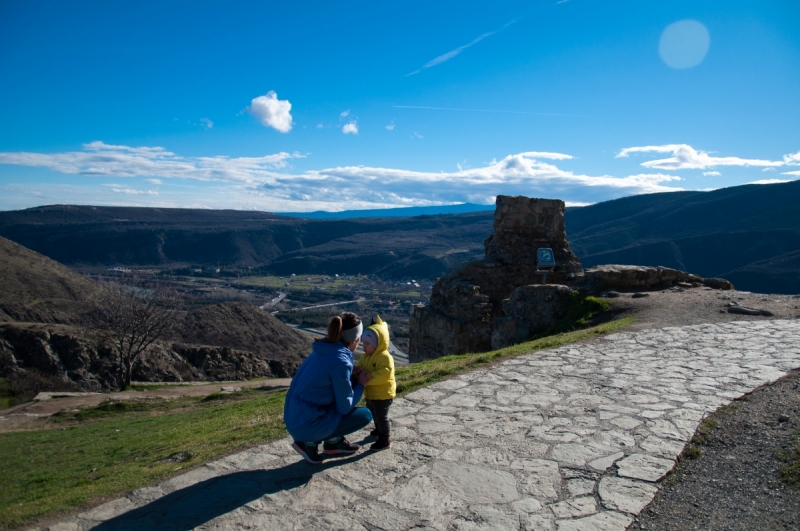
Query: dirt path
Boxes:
[{"xmin": 0, "ymin": 378, "xmax": 291, "ymax": 434}]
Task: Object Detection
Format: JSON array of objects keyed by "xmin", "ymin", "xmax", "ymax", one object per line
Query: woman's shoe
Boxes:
[
  {"xmin": 291, "ymin": 441, "xmax": 323, "ymax": 464},
  {"xmin": 322, "ymin": 437, "xmax": 360, "ymax": 455},
  {"xmin": 370, "ymin": 436, "xmax": 391, "ymax": 452},
  {"xmin": 369, "ymin": 428, "xmax": 379, "ymax": 437}
]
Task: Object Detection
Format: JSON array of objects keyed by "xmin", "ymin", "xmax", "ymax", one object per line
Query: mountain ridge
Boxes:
[{"xmin": 1, "ymin": 181, "xmax": 799, "ymax": 292}]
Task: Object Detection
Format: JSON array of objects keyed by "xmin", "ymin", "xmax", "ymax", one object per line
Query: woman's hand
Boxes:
[{"xmin": 357, "ymin": 370, "xmax": 373, "ymax": 387}]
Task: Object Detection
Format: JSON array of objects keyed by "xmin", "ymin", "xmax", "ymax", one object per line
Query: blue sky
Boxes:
[{"xmin": 1, "ymin": 0, "xmax": 798, "ymax": 212}]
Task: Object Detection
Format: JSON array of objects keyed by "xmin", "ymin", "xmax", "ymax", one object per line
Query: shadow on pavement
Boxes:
[{"xmin": 93, "ymin": 452, "xmax": 371, "ymax": 531}]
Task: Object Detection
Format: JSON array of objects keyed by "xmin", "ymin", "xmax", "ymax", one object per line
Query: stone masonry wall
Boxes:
[{"xmin": 409, "ymin": 196, "xmax": 584, "ymax": 362}]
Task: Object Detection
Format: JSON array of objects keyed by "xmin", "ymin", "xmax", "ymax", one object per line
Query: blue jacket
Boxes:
[{"xmin": 283, "ymin": 340, "xmax": 365, "ymax": 442}]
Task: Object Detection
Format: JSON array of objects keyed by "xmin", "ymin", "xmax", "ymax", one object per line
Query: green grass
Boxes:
[
  {"xmin": 394, "ymin": 317, "xmax": 633, "ymax": 396},
  {"xmin": 238, "ymin": 275, "xmax": 356, "ymax": 291},
  {"xmin": 0, "ymin": 316, "xmax": 633, "ymax": 529},
  {"xmin": 0, "ymin": 391, "xmax": 286, "ymax": 529}
]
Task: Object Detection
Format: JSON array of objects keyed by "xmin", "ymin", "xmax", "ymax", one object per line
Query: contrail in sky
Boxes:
[{"xmin": 405, "ymin": 0, "xmax": 573, "ymax": 76}]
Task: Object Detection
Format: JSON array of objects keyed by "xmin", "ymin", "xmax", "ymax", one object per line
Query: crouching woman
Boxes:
[{"xmin": 284, "ymin": 312, "xmax": 373, "ymax": 464}]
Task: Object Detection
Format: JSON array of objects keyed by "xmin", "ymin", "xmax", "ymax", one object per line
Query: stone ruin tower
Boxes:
[{"xmin": 408, "ymin": 195, "xmax": 583, "ymax": 362}]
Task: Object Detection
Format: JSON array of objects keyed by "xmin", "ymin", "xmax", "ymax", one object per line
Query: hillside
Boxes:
[
  {"xmin": 1, "ymin": 181, "xmax": 799, "ymax": 292},
  {"xmin": 0, "ymin": 205, "xmax": 493, "ymax": 278},
  {"xmin": 0, "ymin": 236, "xmax": 99, "ymax": 323},
  {"xmin": 564, "ymin": 180, "xmax": 800, "ymax": 294},
  {"xmin": 0, "ymin": 237, "xmax": 313, "ymax": 392},
  {"xmin": 177, "ymin": 302, "xmax": 311, "ymax": 364}
]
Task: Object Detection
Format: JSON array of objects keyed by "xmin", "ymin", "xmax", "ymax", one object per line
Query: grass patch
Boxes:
[
  {"xmin": 394, "ymin": 317, "xmax": 633, "ymax": 396},
  {"xmin": 778, "ymin": 429, "xmax": 800, "ymax": 487},
  {"xmin": 539, "ymin": 293, "xmax": 610, "ymax": 336},
  {"xmin": 0, "ymin": 392, "xmax": 286, "ymax": 529},
  {"xmin": 0, "ymin": 316, "xmax": 634, "ymax": 528},
  {"xmin": 691, "ymin": 417, "xmax": 718, "ymax": 446}
]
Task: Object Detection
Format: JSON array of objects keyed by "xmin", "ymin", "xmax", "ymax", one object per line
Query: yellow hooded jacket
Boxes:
[{"xmin": 357, "ymin": 315, "xmax": 396, "ymax": 400}]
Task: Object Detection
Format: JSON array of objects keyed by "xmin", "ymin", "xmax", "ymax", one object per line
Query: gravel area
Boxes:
[
  {"xmin": 630, "ymin": 368, "xmax": 800, "ymax": 531},
  {"xmin": 604, "ymin": 287, "xmax": 800, "ymax": 331}
]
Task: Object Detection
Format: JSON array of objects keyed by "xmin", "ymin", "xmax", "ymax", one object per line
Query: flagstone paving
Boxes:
[{"xmin": 42, "ymin": 320, "xmax": 800, "ymax": 531}]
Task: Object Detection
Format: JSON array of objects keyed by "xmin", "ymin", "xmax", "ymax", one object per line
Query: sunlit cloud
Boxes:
[
  {"xmin": 145, "ymin": 178, "xmax": 163, "ymax": 185},
  {"xmin": 702, "ymin": 171, "xmax": 721, "ymax": 176},
  {"xmin": 0, "ymin": 143, "xmax": 686, "ymax": 212},
  {"xmin": 782, "ymin": 170, "xmax": 800, "ymax": 176},
  {"xmin": 784, "ymin": 151, "xmax": 800, "ymax": 164},
  {"xmin": 112, "ymin": 188, "xmax": 159, "ymax": 195},
  {"xmin": 617, "ymin": 144, "xmax": 785, "ymax": 170},
  {"xmin": 247, "ymin": 91, "xmax": 293, "ymax": 133},
  {"xmin": 746, "ymin": 178, "xmax": 795, "ymax": 185},
  {"xmin": 199, "ymin": 117, "xmax": 214, "ymax": 129},
  {"xmin": 342, "ymin": 122, "xmax": 358, "ymax": 135},
  {"xmin": 0, "ymin": 141, "xmax": 303, "ymax": 184}
]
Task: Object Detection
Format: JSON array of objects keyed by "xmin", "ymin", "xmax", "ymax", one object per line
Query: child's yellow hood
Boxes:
[{"xmin": 366, "ymin": 315, "xmax": 390, "ymax": 353}]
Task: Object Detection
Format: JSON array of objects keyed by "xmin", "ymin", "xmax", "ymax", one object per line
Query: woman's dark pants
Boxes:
[
  {"xmin": 323, "ymin": 407, "xmax": 372, "ymax": 442},
  {"xmin": 366, "ymin": 399, "xmax": 393, "ymax": 437}
]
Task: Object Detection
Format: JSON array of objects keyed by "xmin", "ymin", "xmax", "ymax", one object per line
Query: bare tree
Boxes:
[{"xmin": 89, "ymin": 276, "xmax": 182, "ymax": 389}]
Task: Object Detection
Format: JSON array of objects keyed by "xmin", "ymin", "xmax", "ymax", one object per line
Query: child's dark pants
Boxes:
[{"xmin": 366, "ymin": 399, "xmax": 392, "ymax": 437}]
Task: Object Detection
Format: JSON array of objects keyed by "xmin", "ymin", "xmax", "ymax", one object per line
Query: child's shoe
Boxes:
[
  {"xmin": 370, "ymin": 436, "xmax": 391, "ymax": 452},
  {"xmin": 323, "ymin": 437, "xmax": 360, "ymax": 455},
  {"xmin": 292, "ymin": 441, "xmax": 323, "ymax": 464}
]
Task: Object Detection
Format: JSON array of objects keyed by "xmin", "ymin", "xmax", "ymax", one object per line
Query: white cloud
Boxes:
[
  {"xmin": 145, "ymin": 178, "xmax": 163, "ymax": 185},
  {"xmin": 0, "ymin": 144, "xmax": 686, "ymax": 211},
  {"xmin": 340, "ymin": 110, "xmax": 350, "ymax": 119},
  {"xmin": 407, "ymin": 31, "xmax": 495, "ymax": 76},
  {"xmin": 246, "ymin": 91, "xmax": 293, "ymax": 133},
  {"xmin": 200, "ymin": 118, "xmax": 213, "ymax": 129},
  {"xmin": 386, "ymin": 122, "xmax": 395, "ymax": 131},
  {"xmin": 702, "ymin": 171, "xmax": 721, "ymax": 176},
  {"xmin": 0, "ymin": 141, "xmax": 303, "ymax": 184},
  {"xmin": 616, "ymin": 144, "xmax": 785, "ymax": 170},
  {"xmin": 784, "ymin": 151, "xmax": 800, "ymax": 164},
  {"xmin": 316, "ymin": 123, "xmax": 324, "ymax": 129},
  {"xmin": 412, "ymin": 132, "xmax": 424, "ymax": 139},
  {"xmin": 762, "ymin": 167, "xmax": 776, "ymax": 172},
  {"xmin": 746, "ymin": 179, "xmax": 794, "ymax": 185},
  {"xmin": 112, "ymin": 188, "xmax": 159, "ymax": 195},
  {"xmin": 782, "ymin": 170, "xmax": 800, "ymax": 176},
  {"xmin": 342, "ymin": 122, "xmax": 358, "ymax": 135}
]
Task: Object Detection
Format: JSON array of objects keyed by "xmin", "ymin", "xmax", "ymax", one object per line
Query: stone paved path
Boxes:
[{"xmin": 45, "ymin": 320, "xmax": 800, "ymax": 531}]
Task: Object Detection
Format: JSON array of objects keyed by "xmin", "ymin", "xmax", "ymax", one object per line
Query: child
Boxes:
[{"xmin": 357, "ymin": 315, "xmax": 396, "ymax": 451}]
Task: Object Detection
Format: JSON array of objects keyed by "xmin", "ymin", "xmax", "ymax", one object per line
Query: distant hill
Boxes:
[
  {"xmin": 564, "ymin": 180, "xmax": 800, "ymax": 294},
  {"xmin": 1, "ymin": 180, "xmax": 799, "ymax": 292},
  {"xmin": 279, "ymin": 203, "xmax": 495, "ymax": 219},
  {"xmin": 0, "ymin": 236, "xmax": 99, "ymax": 323},
  {"xmin": 0, "ymin": 205, "xmax": 493, "ymax": 279}
]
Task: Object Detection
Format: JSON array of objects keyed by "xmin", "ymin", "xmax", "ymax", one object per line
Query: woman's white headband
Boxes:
[{"xmin": 341, "ymin": 322, "xmax": 363, "ymax": 343}]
